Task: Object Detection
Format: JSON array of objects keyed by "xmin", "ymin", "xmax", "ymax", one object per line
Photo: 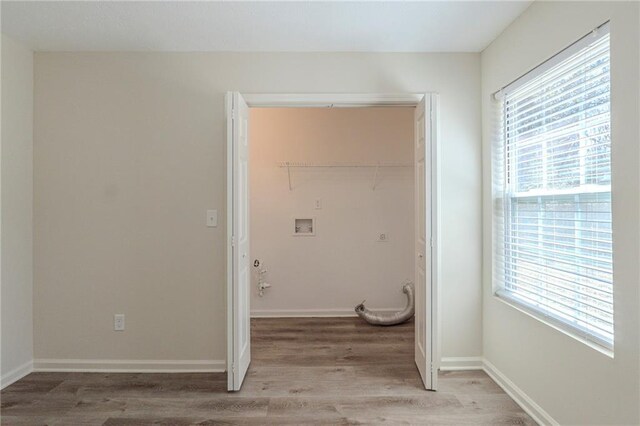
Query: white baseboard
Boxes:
[
  {"xmin": 439, "ymin": 356, "xmax": 483, "ymax": 371},
  {"xmin": 33, "ymin": 359, "xmax": 226, "ymax": 373},
  {"xmin": 251, "ymin": 308, "xmax": 401, "ymax": 318},
  {"xmin": 1, "ymin": 360, "xmax": 34, "ymax": 389},
  {"xmin": 483, "ymin": 358, "xmax": 558, "ymax": 426}
]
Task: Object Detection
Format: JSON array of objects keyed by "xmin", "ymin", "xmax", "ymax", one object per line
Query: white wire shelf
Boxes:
[{"xmin": 277, "ymin": 161, "xmax": 413, "ymax": 190}]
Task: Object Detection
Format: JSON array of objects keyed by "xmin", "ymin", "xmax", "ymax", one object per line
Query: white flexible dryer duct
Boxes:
[{"xmin": 355, "ymin": 282, "xmax": 415, "ymax": 326}]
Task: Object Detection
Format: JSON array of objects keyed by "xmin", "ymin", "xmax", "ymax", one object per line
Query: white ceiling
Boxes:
[{"xmin": 1, "ymin": 1, "xmax": 532, "ymax": 53}]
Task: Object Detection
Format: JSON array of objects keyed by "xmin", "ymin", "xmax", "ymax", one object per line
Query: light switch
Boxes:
[
  {"xmin": 207, "ymin": 210, "xmax": 218, "ymax": 227},
  {"xmin": 114, "ymin": 314, "xmax": 125, "ymax": 331}
]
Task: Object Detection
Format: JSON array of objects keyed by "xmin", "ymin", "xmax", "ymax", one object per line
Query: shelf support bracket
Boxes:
[
  {"xmin": 286, "ymin": 162, "xmax": 292, "ymax": 191},
  {"xmin": 372, "ymin": 162, "xmax": 380, "ymax": 190}
]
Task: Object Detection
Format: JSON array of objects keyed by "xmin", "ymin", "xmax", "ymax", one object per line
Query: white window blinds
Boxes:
[{"xmin": 494, "ymin": 24, "xmax": 613, "ymax": 350}]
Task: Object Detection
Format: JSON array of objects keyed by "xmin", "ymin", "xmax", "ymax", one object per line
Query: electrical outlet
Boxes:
[
  {"xmin": 378, "ymin": 233, "xmax": 389, "ymax": 242},
  {"xmin": 114, "ymin": 314, "xmax": 125, "ymax": 331},
  {"xmin": 314, "ymin": 199, "xmax": 322, "ymax": 210}
]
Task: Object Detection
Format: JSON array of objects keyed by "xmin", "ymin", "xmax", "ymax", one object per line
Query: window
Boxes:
[{"xmin": 493, "ymin": 23, "xmax": 613, "ymax": 350}]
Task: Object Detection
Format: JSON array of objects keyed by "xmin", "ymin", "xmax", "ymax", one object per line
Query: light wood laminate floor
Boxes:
[{"xmin": 1, "ymin": 317, "xmax": 535, "ymax": 425}]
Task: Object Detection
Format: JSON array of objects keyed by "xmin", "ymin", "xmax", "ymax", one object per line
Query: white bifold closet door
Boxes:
[
  {"xmin": 414, "ymin": 94, "xmax": 438, "ymax": 391},
  {"xmin": 226, "ymin": 92, "xmax": 251, "ymax": 391}
]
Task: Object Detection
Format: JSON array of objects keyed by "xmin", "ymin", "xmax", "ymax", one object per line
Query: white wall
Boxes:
[
  {"xmin": 481, "ymin": 2, "xmax": 640, "ymax": 424},
  {"xmin": 250, "ymin": 107, "xmax": 414, "ymax": 315},
  {"xmin": 1, "ymin": 35, "xmax": 34, "ymax": 386},
  {"xmin": 33, "ymin": 52, "xmax": 482, "ymax": 365}
]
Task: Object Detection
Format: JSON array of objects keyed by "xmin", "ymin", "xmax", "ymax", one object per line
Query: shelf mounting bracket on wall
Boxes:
[
  {"xmin": 372, "ymin": 162, "xmax": 380, "ymax": 191},
  {"xmin": 286, "ymin": 162, "xmax": 292, "ymax": 191}
]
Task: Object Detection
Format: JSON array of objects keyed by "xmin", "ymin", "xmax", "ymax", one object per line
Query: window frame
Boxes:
[{"xmin": 492, "ymin": 22, "xmax": 613, "ymax": 354}]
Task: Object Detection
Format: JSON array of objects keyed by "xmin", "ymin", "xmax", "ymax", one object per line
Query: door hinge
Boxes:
[
  {"xmin": 232, "ymin": 363, "xmax": 236, "ymax": 373},
  {"xmin": 430, "ymin": 237, "xmax": 434, "ymax": 247},
  {"xmin": 231, "ymin": 236, "xmax": 235, "ymax": 246},
  {"xmin": 232, "ymin": 108, "xmax": 237, "ymax": 120}
]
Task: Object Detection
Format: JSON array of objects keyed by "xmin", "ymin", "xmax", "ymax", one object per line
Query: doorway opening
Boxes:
[
  {"xmin": 226, "ymin": 94, "xmax": 440, "ymax": 392},
  {"xmin": 250, "ymin": 106, "xmax": 414, "ymax": 317}
]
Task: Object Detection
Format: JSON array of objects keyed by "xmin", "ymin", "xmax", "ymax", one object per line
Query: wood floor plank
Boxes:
[
  {"xmin": 0, "ymin": 416, "xmax": 52, "ymax": 426},
  {"xmin": 1, "ymin": 392, "xmax": 78, "ymax": 417},
  {"xmin": 1, "ymin": 377, "xmax": 65, "ymax": 394},
  {"xmin": 102, "ymin": 417, "xmax": 204, "ymax": 426},
  {"xmin": 246, "ymin": 366, "xmax": 358, "ymax": 382},
  {"xmin": 266, "ymin": 397, "xmax": 342, "ymax": 418},
  {"xmin": 456, "ymin": 394, "xmax": 527, "ymax": 413},
  {"xmin": 200, "ymin": 417, "xmax": 360, "ymax": 426},
  {"xmin": 349, "ymin": 412, "xmax": 537, "ymax": 425},
  {"xmin": 0, "ymin": 317, "xmax": 535, "ymax": 425}
]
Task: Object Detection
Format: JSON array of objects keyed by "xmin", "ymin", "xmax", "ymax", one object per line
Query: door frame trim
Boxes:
[
  {"xmin": 225, "ymin": 92, "xmax": 235, "ymax": 390},
  {"xmin": 242, "ymin": 93, "xmax": 424, "ymax": 108},
  {"xmin": 226, "ymin": 92, "xmax": 441, "ymax": 389}
]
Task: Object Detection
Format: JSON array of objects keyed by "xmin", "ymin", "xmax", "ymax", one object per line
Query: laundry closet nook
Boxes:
[{"xmin": 249, "ymin": 107, "xmax": 415, "ymax": 317}]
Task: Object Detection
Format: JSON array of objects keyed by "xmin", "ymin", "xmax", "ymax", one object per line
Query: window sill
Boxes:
[{"xmin": 493, "ymin": 291, "xmax": 614, "ymax": 359}]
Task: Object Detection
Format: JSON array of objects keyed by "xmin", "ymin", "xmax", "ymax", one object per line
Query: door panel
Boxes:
[
  {"xmin": 227, "ymin": 92, "xmax": 251, "ymax": 391},
  {"xmin": 415, "ymin": 95, "xmax": 437, "ymax": 390}
]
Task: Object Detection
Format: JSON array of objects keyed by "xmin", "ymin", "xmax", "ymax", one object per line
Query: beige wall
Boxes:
[
  {"xmin": 33, "ymin": 52, "xmax": 482, "ymax": 363},
  {"xmin": 1, "ymin": 35, "xmax": 34, "ymax": 384},
  {"xmin": 481, "ymin": 2, "xmax": 640, "ymax": 424},
  {"xmin": 250, "ymin": 108, "xmax": 414, "ymax": 315}
]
